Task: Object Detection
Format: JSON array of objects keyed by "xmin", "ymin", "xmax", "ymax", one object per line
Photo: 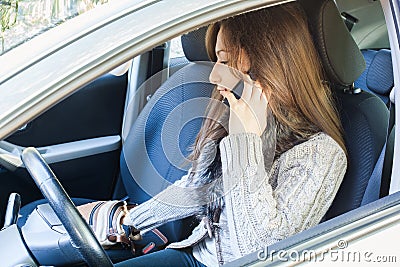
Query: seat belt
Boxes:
[
  {"xmin": 341, "ymin": 12, "xmax": 358, "ymax": 32},
  {"xmin": 146, "ymin": 42, "xmax": 170, "ymax": 100},
  {"xmin": 361, "ymin": 103, "xmax": 395, "ymax": 205},
  {"xmin": 380, "ymin": 103, "xmax": 395, "ymax": 197},
  {"xmin": 361, "ymin": 144, "xmax": 386, "ymax": 205}
]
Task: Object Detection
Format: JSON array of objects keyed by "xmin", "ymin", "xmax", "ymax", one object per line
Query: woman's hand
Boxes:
[
  {"xmin": 220, "ymin": 75, "xmax": 268, "ymax": 136},
  {"xmin": 121, "ymin": 210, "xmax": 142, "ymax": 241}
]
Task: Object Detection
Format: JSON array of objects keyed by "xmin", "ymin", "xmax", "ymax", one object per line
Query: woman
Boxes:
[{"xmin": 115, "ymin": 2, "xmax": 347, "ymax": 266}]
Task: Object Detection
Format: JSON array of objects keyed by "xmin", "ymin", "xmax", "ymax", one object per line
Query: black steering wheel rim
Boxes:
[{"xmin": 21, "ymin": 147, "xmax": 113, "ymax": 267}]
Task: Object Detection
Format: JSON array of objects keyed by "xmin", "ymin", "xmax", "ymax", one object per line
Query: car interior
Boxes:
[{"xmin": 0, "ymin": 0, "xmax": 397, "ymax": 266}]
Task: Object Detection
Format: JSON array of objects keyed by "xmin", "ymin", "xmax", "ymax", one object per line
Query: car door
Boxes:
[{"xmin": 0, "ymin": 72, "xmax": 127, "ymax": 225}]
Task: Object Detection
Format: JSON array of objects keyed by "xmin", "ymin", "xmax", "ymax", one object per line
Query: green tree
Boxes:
[{"xmin": 0, "ymin": 0, "xmax": 19, "ymax": 52}]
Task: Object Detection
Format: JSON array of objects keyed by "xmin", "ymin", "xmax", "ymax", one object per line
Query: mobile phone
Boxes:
[{"xmin": 248, "ymin": 70, "xmax": 256, "ymax": 81}]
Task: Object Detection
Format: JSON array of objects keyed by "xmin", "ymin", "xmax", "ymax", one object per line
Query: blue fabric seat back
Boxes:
[
  {"xmin": 121, "ymin": 64, "xmax": 214, "ymax": 204},
  {"xmin": 354, "ymin": 49, "xmax": 393, "ymax": 105},
  {"xmin": 120, "ymin": 27, "xmax": 213, "ymax": 242}
]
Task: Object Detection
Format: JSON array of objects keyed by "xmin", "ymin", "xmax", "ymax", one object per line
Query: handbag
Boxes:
[{"xmin": 77, "ymin": 200, "xmax": 168, "ymax": 255}]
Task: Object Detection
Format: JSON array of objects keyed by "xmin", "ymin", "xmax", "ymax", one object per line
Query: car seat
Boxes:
[
  {"xmin": 18, "ymin": 27, "xmax": 214, "ymax": 262},
  {"xmin": 297, "ymin": 0, "xmax": 390, "ymax": 219},
  {"xmin": 355, "ymin": 49, "xmax": 393, "ymax": 106}
]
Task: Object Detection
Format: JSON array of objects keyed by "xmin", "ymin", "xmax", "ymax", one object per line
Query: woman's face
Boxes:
[{"xmin": 209, "ymin": 27, "xmax": 251, "ymax": 95}]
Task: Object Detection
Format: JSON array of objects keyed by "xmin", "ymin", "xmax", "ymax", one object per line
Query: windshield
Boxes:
[{"xmin": 0, "ymin": 0, "xmax": 112, "ymax": 55}]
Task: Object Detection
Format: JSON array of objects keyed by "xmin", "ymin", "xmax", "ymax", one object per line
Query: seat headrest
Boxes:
[
  {"xmin": 367, "ymin": 49, "xmax": 393, "ymax": 95},
  {"xmin": 299, "ymin": 0, "xmax": 366, "ymax": 87},
  {"xmin": 181, "ymin": 27, "xmax": 209, "ymax": 62}
]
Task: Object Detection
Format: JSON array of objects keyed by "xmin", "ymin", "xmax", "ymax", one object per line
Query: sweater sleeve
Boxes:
[
  {"xmin": 219, "ymin": 132, "xmax": 347, "ymax": 256},
  {"xmin": 127, "ymin": 169, "xmax": 205, "ymax": 234}
]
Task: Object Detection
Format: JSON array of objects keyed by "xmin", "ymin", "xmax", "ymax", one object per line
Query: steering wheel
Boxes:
[{"xmin": 21, "ymin": 147, "xmax": 114, "ymax": 267}]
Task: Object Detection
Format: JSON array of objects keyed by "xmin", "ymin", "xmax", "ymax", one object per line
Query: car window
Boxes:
[
  {"xmin": 0, "ymin": 0, "xmax": 112, "ymax": 55},
  {"xmin": 170, "ymin": 36, "xmax": 184, "ymax": 58},
  {"xmin": 336, "ymin": 0, "xmax": 389, "ymax": 49}
]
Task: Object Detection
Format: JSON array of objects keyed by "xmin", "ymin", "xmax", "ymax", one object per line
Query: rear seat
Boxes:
[{"xmin": 354, "ymin": 49, "xmax": 393, "ymax": 106}]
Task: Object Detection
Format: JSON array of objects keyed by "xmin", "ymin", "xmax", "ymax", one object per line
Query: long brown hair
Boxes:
[{"xmin": 190, "ymin": 2, "xmax": 346, "ymax": 170}]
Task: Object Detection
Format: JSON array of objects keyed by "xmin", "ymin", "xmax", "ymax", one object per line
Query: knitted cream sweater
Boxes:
[{"xmin": 127, "ymin": 132, "xmax": 347, "ymax": 266}]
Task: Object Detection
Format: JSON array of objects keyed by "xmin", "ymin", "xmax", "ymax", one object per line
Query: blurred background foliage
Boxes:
[{"xmin": 0, "ymin": 0, "xmax": 110, "ymax": 54}]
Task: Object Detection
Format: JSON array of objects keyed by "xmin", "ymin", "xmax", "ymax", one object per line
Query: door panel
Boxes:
[
  {"xmin": 0, "ymin": 73, "xmax": 127, "ymax": 226},
  {"xmin": 6, "ymin": 74, "xmax": 127, "ymax": 146}
]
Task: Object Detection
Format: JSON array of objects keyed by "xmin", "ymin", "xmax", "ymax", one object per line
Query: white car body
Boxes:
[{"xmin": 0, "ymin": 0, "xmax": 399, "ymax": 266}]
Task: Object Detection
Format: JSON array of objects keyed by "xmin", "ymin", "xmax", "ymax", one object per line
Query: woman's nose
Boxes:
[{"xmin": 209, "ymin": 63, "xmax": 222, "ymax": 84}]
